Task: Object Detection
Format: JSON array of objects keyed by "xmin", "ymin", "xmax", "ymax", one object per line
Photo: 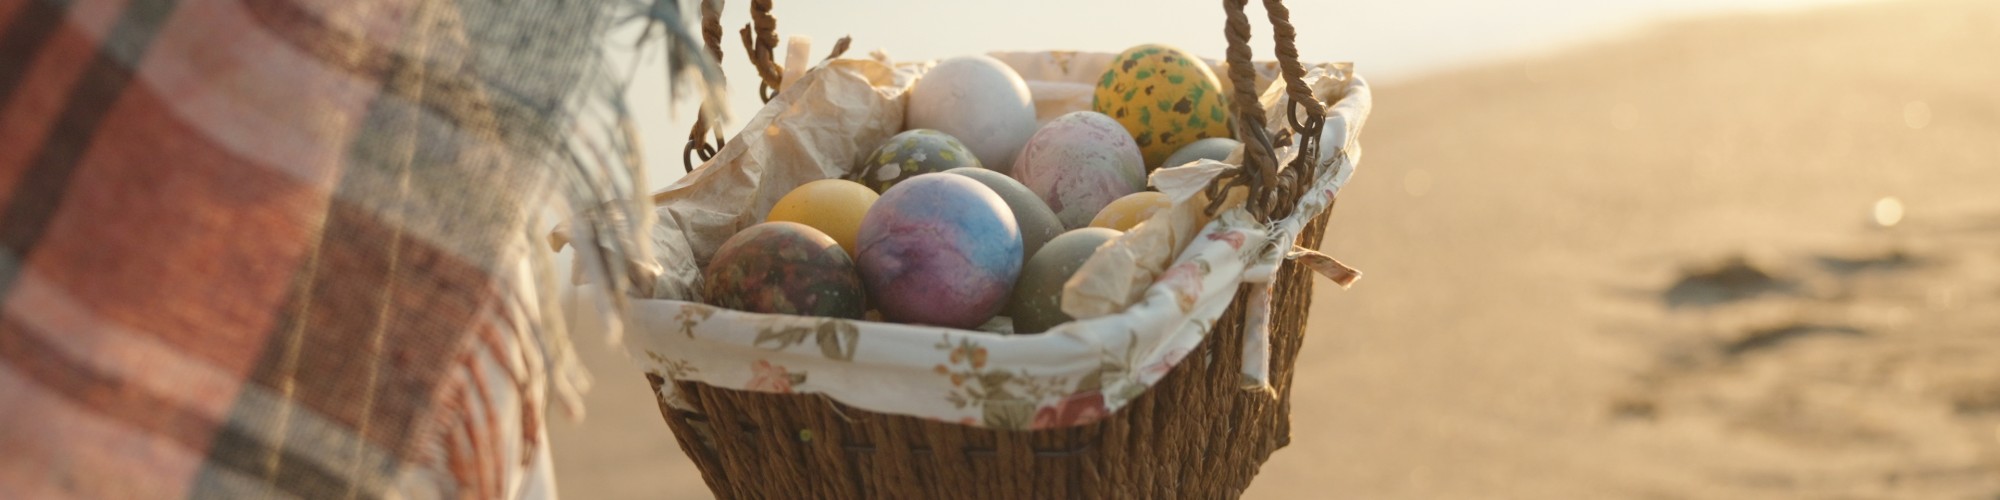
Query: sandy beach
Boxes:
[{"xmin": 551, "ymin": 0, "xmax": 2000, "ymax": 497}]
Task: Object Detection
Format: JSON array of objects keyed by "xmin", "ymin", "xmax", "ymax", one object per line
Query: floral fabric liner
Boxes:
[{"xmin": 621, "ymin": 48, "xmax": 1372, "ymax": 430}]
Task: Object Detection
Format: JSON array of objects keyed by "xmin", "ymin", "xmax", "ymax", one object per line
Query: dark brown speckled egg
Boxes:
[{"xmin": 703, "ymin": 222, "xmax": 866, "ymax": 319}]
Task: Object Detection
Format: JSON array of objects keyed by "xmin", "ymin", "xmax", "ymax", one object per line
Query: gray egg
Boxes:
[
  {"xmin": 1007, "ymin": 227, "xmax": 1122, "ymax": 334},
  {"xmin": 945, "ymin": 167, "xmax": 1063, "ymax": 261},
  {"xmin": 1161, "ymin": 137, "xmax": 1241, "ymax": 170}
]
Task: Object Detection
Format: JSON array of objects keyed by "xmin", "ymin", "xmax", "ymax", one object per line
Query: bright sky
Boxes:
[{"xmin": 617, "ymin": 0, "xmax": 1871, "ymax": 190}]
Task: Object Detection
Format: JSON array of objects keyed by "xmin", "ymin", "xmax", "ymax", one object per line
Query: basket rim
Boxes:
[{"xmin": 619, "ymin": 53, "xmax": 1372, "ymax": 431}]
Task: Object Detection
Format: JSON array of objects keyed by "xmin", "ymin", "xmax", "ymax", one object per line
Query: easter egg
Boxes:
[
  {"xmin": 1008, "ymin": 227, "xmax": 1122, "ymax": 334},
  {"xmin": 944, "ymin": 167, "xmax": 1063, "ymax": 262},
  {"xmin": 1011, "ymin": 111, "xmax": 1146, "ymax": 230},
  {"xmin": 856, "ymin": 174, "xmax": 1023, "ymax": 328},
  {"xmin": 767, "ymin": 179, "xmax": 879, "ymax": 257},
  {"xmin": 703, "ymin": 222, "xmax": 866, "ymax": 319},
  {"xmin": 1090, "ymin": 191, "xmax": 1171, "ymax": 231},
  {"xmin": 1092, "ymin": 44, "xmax": 1232, "ymax": 170},
  {"xmin": 1162, "ymin": 137, "xmax": 1241, "ymax": 170},
  {"xmin": 907, "ymin": 56, "xmax": 1038, "ymax": 173},
  {"xmin": 852, "ymin": 129, "xmax": 981, "ymax": 193}
]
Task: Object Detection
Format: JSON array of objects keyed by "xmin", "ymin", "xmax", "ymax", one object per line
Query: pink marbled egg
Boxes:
[
  {"xmin": 1010, "ymin": 111, "xmax": 1147, "ymax": 230},
  {"xmin": 855, "ymin": 174, "xmax": 1023, "ymax": 329}
]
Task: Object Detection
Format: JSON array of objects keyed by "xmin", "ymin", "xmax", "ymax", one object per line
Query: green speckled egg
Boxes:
[
  {"xmin": 851, "ymin": 129, "xmax": 982, "ymax": 193},
  {"xmin": 1007, "ymin": 227, "xmax": 1122, "ymax": 334},
  {"xmin": 703, "ymin": 222, "xmax": 866, "ymax": 319},
  {"xmin": 1092, "ymin": 44, "xmax": 1232, "ymax": 171}
]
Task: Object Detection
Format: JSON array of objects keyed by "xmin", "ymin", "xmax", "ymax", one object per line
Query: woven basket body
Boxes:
[{"xmin": 647, "ymin": 211, "xmax": 1331, "ymax": 499}]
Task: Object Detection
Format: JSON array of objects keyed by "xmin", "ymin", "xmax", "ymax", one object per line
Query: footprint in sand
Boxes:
[
  {"xmin": 1814, "ymin": 248, "xmax": 1922, "ymax": 276},
  {"xmin": 1660, "ymin": 254, "xmax": 1800, "ymax": 308},
  {"xmin": 1605, "ymin": 239, "xmax": 2000, "ymax": 494},
  {"xmin": 1718, "ymin": 322, "xmax": 1866, "ymax": 357}
]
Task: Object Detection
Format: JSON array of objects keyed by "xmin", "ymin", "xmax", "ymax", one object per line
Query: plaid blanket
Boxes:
[{"xmin": 0, "ymin": 0, "xmax": 664, "ymax": 497}]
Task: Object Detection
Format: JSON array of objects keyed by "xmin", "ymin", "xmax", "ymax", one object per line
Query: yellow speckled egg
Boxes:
[
  {"xmin": 1090, "ymin": 191, "xmax": 1171, "ymax": 231},
  {"xmin": 767, "ymin": 179, "xmax": 880, "ymax": 257},
  {"xmin": 1093, "ymin": 44, "xmax": 1232, "ymax": 171}
]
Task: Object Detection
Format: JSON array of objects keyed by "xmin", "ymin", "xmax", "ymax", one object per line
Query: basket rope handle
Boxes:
[
  {"xmin": 1206, "ymin": 0, "xmax": 1328, "ymax": 223},
  {"xmin": 681, "ymin": 0, "xmax": 728, "ymax": 173},
  {"xmin": 739, "ymin": 0, "xmax": 784, "ymax": 103},
  {"xmin": 681, "ymin": 0, "xmax": 850, "ymax": 173}
]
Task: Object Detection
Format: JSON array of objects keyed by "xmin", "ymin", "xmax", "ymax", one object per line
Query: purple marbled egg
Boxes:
[
  {"xmin": 1010, "ymin": 111, "xmax": 1147, "ymax": 230},
  {"xmin": 855, "ymin": 174, "xmax": 1023, "ymax": 328}
]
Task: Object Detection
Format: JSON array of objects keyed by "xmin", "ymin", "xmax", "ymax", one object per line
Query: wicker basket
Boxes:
[
  {"xmin": 643, "ymin": 1, "xmax": 1353, "ymax": 497},
  {"xmin": 647, "ymin": 213, "xmax": 1328, "ymax": 498}
]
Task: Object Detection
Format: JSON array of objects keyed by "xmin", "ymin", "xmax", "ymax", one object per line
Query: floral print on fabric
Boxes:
[
  {"xmin": 746, "ymin": 360, "xmax": 805, "ymax": 394},
  {"xmin": 1157, "ymin": 260, "xmax": 1210, "ymax": 312},
  {"xmin": 1033, "ymin": 392, "xmax": 1110, "ymax": 429},
  {"xmin": 931, "ymin": 336, "xmax": 1094, "ymax": 430}
]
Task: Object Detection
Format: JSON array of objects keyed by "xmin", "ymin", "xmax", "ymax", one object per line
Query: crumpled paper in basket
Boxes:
[{"xmin": 643, "ymin": 57, "xmax": 912, "ymax": 300}]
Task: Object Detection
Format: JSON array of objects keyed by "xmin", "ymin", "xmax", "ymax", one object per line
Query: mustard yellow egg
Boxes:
[
  {"xmin": 1092, "ymin": 44, "xmax": 1232, "ymax": 171},
  {"xmin": 766, "ymin": 179, "xmax": 880, "ymax": 256},
  {"xmin": 1090, "ymin": 191, "xmax": 1171, "ymax": 231}
]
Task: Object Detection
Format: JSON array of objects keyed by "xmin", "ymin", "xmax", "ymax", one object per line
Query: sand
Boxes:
[{"xmin": 550, "ymin": 0, "xmax": 2000, "ymax": 497}]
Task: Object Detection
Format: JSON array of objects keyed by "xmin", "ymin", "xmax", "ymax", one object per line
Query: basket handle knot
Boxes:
[
  {"xmin": 1237, "ymin": 246, "xmax": 1359, "ymax": 391},
  {"xmin": 1243, "ymin": 244, "xmax": 1361, "ymax": 289},
  {"xmin": 1207, "ymin": 0, "xmax": 1329, "ymax": 225}
]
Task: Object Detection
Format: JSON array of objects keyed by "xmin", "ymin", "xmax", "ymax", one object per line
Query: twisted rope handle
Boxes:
[
  {"xmin": 738, "ymin": 0, "xmax": 784, "ymax": 103},
  {"xmin": 682, "ymin": 0, "xmax": 851, "ymax": 173},
  {"xmin": 681, "ymin": 0, "xmax": 728, "ymax": 173},
  {"xmin": 1205, "ymin": 0, "xmax": 1328, "ymax": 223}
]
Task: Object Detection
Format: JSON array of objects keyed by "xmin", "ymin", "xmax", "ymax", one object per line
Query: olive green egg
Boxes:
[
  {"xmin": 1162, "ymin": 137, "xmax": 1241, "ymax": 170},
  {"xmin": 945, "ymin": 167, "xmax": 1063, "ymax": 262},
  {"xmin": 1007, "ymin": 227, "xmax": 1122, "ymax": 334}
]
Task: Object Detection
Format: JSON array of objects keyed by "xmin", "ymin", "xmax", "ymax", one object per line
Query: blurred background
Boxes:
[{"xmin": 554, "ymin": 0, "xmax": 2000, "ymax": 497}]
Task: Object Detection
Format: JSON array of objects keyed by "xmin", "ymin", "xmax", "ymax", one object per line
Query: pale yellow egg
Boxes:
[
  {"xmin": 1090, "ymin": 191, "xmax": 1172, "ymax": 231},
  {"xmin": 766, "ymin": 179, "xmax": 879, "ymax": 256}
]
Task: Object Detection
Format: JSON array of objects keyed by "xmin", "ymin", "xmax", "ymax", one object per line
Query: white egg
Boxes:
[{"xmin": 907, "ymin": 56, "xmax": 1038, "ymax": 174}]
